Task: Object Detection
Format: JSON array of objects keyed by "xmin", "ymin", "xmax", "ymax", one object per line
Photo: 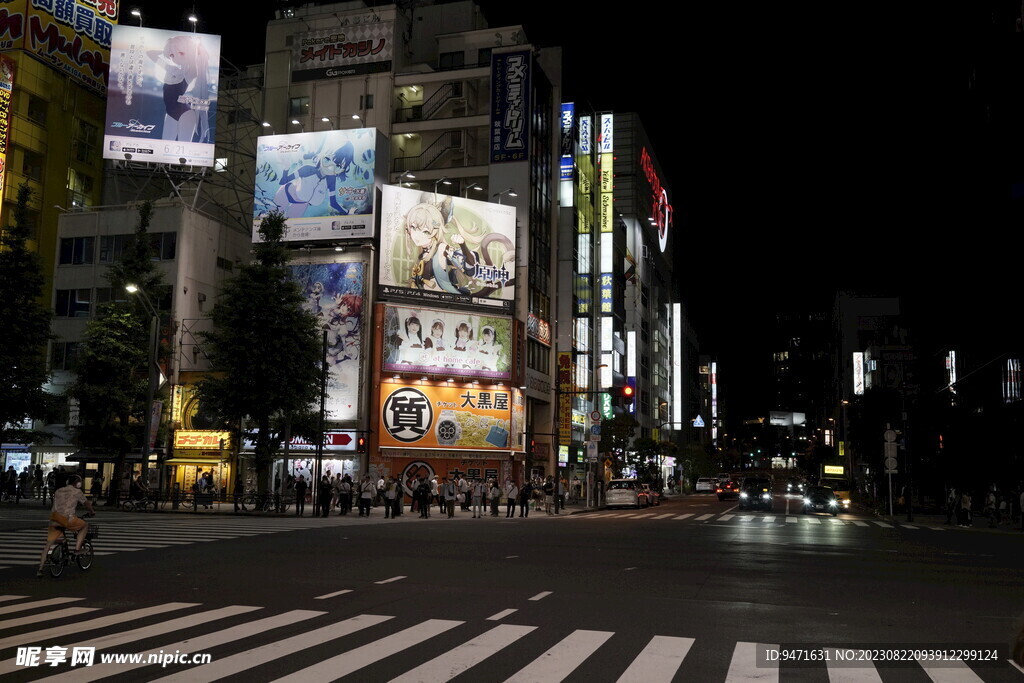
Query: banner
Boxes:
[
  {"xmin": 102, "ymin": 25, "xmax": 219, "ymax": 166},
  {"xmin": 290, "ymin": 261, "xmax": 365, "ymax": 423},
  {"xmin": 0, "ymin": 55, "xmax": 13, "ymax": 221},
  {"xmin": 254, "ymin": 129, "xmax": 378, "ymax": 241},
  {"xmin": 378, "ymin": 184, "xmax": 515, "ymax": 313},
  {"xmin": 379, "ymin": 382, "xmax": 521, "ymax": 451},
  {"xmin": 291, "ymin": 20, "xmax": 393, "ymax": 82},
  {"xmin": 490, "ymin": 50, "xmax": 530, "ymax": 163},
  {"xmin": 382, "ymin": 304, "xmax": 511, "ymax": 380}
]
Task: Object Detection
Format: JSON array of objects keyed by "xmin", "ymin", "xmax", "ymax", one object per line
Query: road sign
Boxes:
[
  {"xmin": 884, "ymin": 429, "xmax": 897, "ymax": 443},
  {"xmin": 586, "ymin": 442, "xmax": 598, "ymax": 461},
  {"xmin": 589, "ymin": 435, "xmax": 601, "ymax": 442},
  {"xmin": 590, "ymin": 425, "xmax": 601, "ymax": 436},
  {"xmin": 884, "ymin": 442, "xmax": 897, "ymax": 460},
  {"xmin": 590, "ymin": 411, "xmax": 602, "ymax": 422},
  {"xmin": 884, "ymin": 456, "xmax": 898, "ymax": 470}
]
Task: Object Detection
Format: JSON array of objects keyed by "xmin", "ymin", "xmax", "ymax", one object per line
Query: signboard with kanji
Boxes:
[{"xmin": 379, "ymin": 382, "xmax": 514, "ymax": 451}]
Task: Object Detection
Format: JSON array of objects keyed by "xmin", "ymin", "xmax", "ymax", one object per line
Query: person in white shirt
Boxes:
[
  {"xmin": 458, "ymin": 475, "xmax": 470, "ymax": 511},
  {"xmin": 505, "ymin": 481, "xmax": 519, "ymax": 518},
  {"xmin": 489, "ymin": 481, "xmax": 501, "ymax": 516},
  {"xmin": 472, "ymin": 479, "xmax": 486, "ymax": 518}
]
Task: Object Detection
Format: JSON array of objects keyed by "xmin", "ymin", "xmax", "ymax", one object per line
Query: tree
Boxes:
[
  {"xmin": 604, "ymin": 414, "xmax": 637, "ymax": 476},
  {"xmin": 197, "ymin": 211, "xmax": 322, "ymax": 496},
  {"xmin": 0, "ymin": 184, "xmax": 57, "ymax": 443},
  {"xmin": 70, "ymin": 202, "xmax": 165, "ymax": 503},
  {"xmin": 625, "ymin": 437, "xmax": 660, "ymax": 482}
]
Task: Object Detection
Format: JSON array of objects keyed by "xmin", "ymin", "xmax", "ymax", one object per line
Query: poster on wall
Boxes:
[
  {"xmin": 379, "ymin": 383, "xmax": 513, "ymax": 451},
  {"xmin": 290, "ymin": 261, "xmax": 365, "ymax": 422},
  {"xmin": 378, "ymin": 184, "xmax": 515, "ymax": 313},
  {"xmin": 291, "ymin": 19, "xmax": 394, "ymax": 82},
  {"xmin": 103, "ymin": 25, "xmax": 220, "ymax": 166},
  {"xmin": 490, "ymin": 50, "xmax": 530, "ymax": 163},
  {"xmin": 254, "ymin": 129, "xmax": 380, "ymax": 242},
  {"xmin": 382, "ymin": 304, "xmax": 511, "ymax": 380}
]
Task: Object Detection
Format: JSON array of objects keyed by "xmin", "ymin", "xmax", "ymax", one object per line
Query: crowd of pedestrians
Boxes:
[
  {"xmin": 1, "ymin": 465, "xmax": 67, "ymax": 504},
  {"xmin": 944, "ymin": 485, "xmax": 1024, "ymax": 530}
]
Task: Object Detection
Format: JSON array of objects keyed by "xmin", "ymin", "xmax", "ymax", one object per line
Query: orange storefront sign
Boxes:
[{"xmin": 379, "ymin": 382, "xmax": 514, "ymax": 451}]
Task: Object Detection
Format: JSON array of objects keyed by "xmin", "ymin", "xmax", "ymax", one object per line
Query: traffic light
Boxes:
[
  {"xmin": 619, "ymin": 385, "xmax": 635, "ymax": 407},
  {"xmin": 357, "ymin": 436, "xmax": 367, "ymax": 453}
]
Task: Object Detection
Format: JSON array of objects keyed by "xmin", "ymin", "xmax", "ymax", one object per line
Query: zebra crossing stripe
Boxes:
[
  {"xmin": 825, "ymin": 649, "xmax": 882, "ymax": 682},
  {"xmin": 273, "ymin": 619, "xmax": 464, "ymax": 682},
  {"xmin": 504, "ymin": 629, "xmax": 614, "ymax": 683},
  {"xmin": 155, "ymin": 614, "xmax": 393, "ymax": 683},
  {"xmin": 829, "ymin": 518, "xmax": 845, "ymax": 525},
  {"xmin": 615, "ymin": 635, "xmax": 694, "ymax": 683},
  {"xmin": 0, "ymin": 607, "xmax": 97, "ymax": 631},
  {"xmin": 674, "ymin": 514, "xmax": 694, "ymax": 520},
  {"xmin": 874, "ymin": 522, "xmax": 893, "ymax": 528},
  {"xmin": 652, "ymin": 514, "xmax": 675, "ymax": 520},
  {"xmin": 696, "ymin": 514, "xmax": 713, "ymax": 521},
  {"xmin": 785, "ymin": 517, "xmax": 798, "ymax": 524},
  {"xmin": 851, "ymin": 521, "xmax": 868, "ymax": 527},
  {"xmin": 902, "ymin": 524, "xmax": 918, "ymax": 529},
  {"xmin": 0, "ymin": 602, "xmax": 198, "ymax": 651},
  {"xmin": 762, "ymin": 516, "xmax": 775, "ymax": 523},
  {"xmin": 725, "ymin": 642, "xmax": 778, "ymax": 682},
  {"xmin": 915, "ymin": 658, "xmax": 984, "ymax": 682},
  {"xmin": 0, "ymin": 595, "xmax": 28, "ymax": 603},
  {"xmin": 740, "ymin": 516, "xmax": 754, "ymax": 522},
  {"xmin": 0, "ymin": 597, "xmax": 83, "ymax": 616},
  {"xmin": 391, "ymin": 624, "xmax": 538, "ymax": 683},
  {"xmin": 719, "ymin": 514, "xmax": 735, "ymax": 521},
  {"xmin": 805, "ymin": 517, "xmax": 821, "ymax": 525}
]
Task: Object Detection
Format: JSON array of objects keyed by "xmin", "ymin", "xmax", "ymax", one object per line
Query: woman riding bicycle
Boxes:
[{"xmin": 36, "ymin": 474, "xmax": 95, "ymax": 577}]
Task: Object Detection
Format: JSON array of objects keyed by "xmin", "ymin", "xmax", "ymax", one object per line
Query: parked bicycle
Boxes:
[
  {"xmin": 121, "ymin": 495, "xmax": 157, "ymax": 512},
  {"xmin": 47, "ymin": 523, "xmax": 97, "ymax": 577},
  {"xmin": 237, "ymin": 492, "xmax": 292, "ymax": 513}
]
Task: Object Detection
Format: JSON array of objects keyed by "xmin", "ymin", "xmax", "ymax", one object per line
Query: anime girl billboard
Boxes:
[
  {"xmin": 378, "ymin": 185, "xmax": 516, "ymax": 313},
  {"xmin": 103, "ymin": 26, "xmax": 221, "ymax": 167},
  {"xmin": 254, "ymin": 129, "xmax": 382, "ymax": 242},
  {"xmin": 289, "ymin": 261, "xmax": 365, "ymax": 422}
]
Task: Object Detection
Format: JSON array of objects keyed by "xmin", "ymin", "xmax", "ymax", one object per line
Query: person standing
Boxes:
[
  {"xmin": 294, "ymin": 476, "xmax": 308, "ymax": 517},
  {"xmin": 338, "ymin": 475, "xmax": 352, "ymax": 515},
  {"xmin": 330, "ymin": 475, "xmax": 340, "ymax": 511},
  {"xmin": 519, "ymin": 480, "xmax": 532, "ymax": 518},
  {"xmin": 444, "ymin": 477, "xmax": 457, "ymax": 518},
  {"xmin": 90, "ymin": 475, "xmax": 103, "ymax": 499},
  {"xmin": 985, "ymin": 490, "xmax": 997, "ymax": 527},
  {"xmin": 33, "ymin": 465, "xmax": 44, "ymax": 500},
  {"xmin": 472, "ymin": 479, "xmax": 485, "ymax": 518},
  {"xmin": 505, "ymin": 480, "xmax": 519, "ymax": 518},
  {"xmin": 317, "ymin": 475, "xmax": 332, "ymax": 518},
  {"xmin": 391, "ymin": 478, "xmax": 403, "ymax": 518},
  {"xmin": 430, "ymin": 477, "xmax": 440, "ymax": 514},
  {"xmin": 459, "ymin": 475, "xmax": 470, "ymax": 511},
  {"xmin": 359, "ymin": 475, "xmax": 376, "ymax": 517},
  {"xmin": 490, "ymin": 480, "xmax": 501, "ymax": 516},
  {"xmin": 945, "ymin": 486, "xmax": 957, "ymax": 525},
  {"xmin": 959, "ymin": 490, "xmax": 972, "ymax": 527},
  {"xmin": 384, "ymin": 477, "xmax": 397, "ymax": 519},
  {"xmin": 416, "ymin": 477, "xmax": 432, "ymax": 518}
]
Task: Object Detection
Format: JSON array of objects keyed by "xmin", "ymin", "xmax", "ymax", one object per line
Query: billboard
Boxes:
[
  {"xmin": 102, "ymin": 26, "xmax": 219, "ymax": 166},
  {"xmin": 379, "ymin": 382, "xmax": 521, "ymax": 451},
  {"xmin": 0, "ymin": 1, "xmax": 116, "ymax": 95},
  {"xmin": 292, "ymin": 20, "xmax": 394, "ymax": 82},
  {"xmin": 0, "ymin": 55, "xmax": 13, "ymax": 220},
  {"xmin": 290, "ymin": 261, "xmax": 365, "ymax": 423},
  {"xmin": 490, "ymin": 50, "xmax": 530, "ymax": 163},
  {"xmin": 254, "ymin": 129, "xmax": 379, "ymax": 242},
  {"xmin": 382, "ymin": 304, "xmax": 512, "ymax": 380},
  {"xmin": 378, "ymin": 184, "xmax": 515, "ymax": 313}
]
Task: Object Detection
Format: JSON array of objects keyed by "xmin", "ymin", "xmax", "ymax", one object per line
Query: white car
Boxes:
[
  {"xmin": 606, "ymin": 479, "xmax": 643, "ymax": 509},
  {"xmin": 695, "ymin": 477, "xmax": 715, "ymax": 492}
]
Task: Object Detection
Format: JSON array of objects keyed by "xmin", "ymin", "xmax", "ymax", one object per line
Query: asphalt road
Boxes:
[{"xmin": 1, "ymin": 492, "xmax": 1023, "ymax": 681}]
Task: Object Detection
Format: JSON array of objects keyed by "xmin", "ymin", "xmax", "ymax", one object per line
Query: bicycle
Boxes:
[
  {"xmin": 121, "ymin": 496, "xmax": 157, "ymax": 512},
  {"xmin": 47, "ymin": 523, "xmax": 97, "ymax": 577}
]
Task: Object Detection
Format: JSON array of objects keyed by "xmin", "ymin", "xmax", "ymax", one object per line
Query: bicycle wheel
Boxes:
[
  {"xmin": 48, "ymin": 544, "xmax": 65, "ymax": 577},
  {"xmin": 180, "ymin": 495, "xmax": 196, "ymax": 511},
  {"xmin": 76, "ymin": 541, "xmax": 93, "ymax": 570},
  {"xmin": 121, "ymin": 500, "xmax": 135, "ymax": 513}
]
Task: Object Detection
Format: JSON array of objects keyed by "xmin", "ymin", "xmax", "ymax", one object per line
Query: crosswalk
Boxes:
[
  {"xmin": 0, "ymin": 595, "xmax": 1019, "ymax": 681},
  {"xmin": 574, "ymin": 511, "xmax": 947, "ymax": 531},
  {"xmin": 0, "ymin": 517, "xmax": 328, "ymax": 571}
]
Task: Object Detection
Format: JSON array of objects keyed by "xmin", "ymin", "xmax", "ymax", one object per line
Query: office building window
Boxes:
[
  {"xmin": 27, "ymin": 94, "xmax": 48, "ymax": 125},
  {"xmin": 527, "ymin": 339, "xmax": 549, "ymax": 374},
  {"xmin": 55, "ymin": 289, "xmax": 91, "ymax": 317},
  {"xmin": 359, "ymin": 94, "xmax": 374, "ymax": 110},
  {"xmin": 289, "ymin": 96, "xmax": 310, "ymax": 117},
  {"xmin": 22, "ymin": 149, "xmax": 44, "ymax": 181},
  {"xmin": 67, "ymin": 169, "xmax": 94, "ymax": 209},
  {"xmin": 73, "ymin": 119, "xmax": 99, "ymax": 164},
  {"xmin": 149, "ymin": 232, "xmax": 177, "ymax": 261},
  {"xmin": 439, "ymin": 51, "xmax": 464, "ymax": 70},
  {"xmin": 58, "ymin": 237, "xmax": 95, "ymax": 265},
  {"xmin": 98, "ymin": 234, "xmax": 131, "ymax": 263}
]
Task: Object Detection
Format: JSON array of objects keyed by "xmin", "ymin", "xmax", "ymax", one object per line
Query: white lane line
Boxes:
[
  {"xmin": 274, "ymin": 619, "xmax": 463, "ymax": 682},
  {"xmin": 616, "ymin": 635, "xmax": 695, "ymax": 683},
  {"xmin": 529, "ymin": 591, "xmax": 552, "ymax": 601},
  {"xmin": 695, "ymin": 514, "xmax": 714, "ymax": 521},
  {"xmin": 873, "ymin": 522, "xmax": 893, "ymax": 528},
  {"xmin": 0, "ymin": 602, "xmax": 198, "ymax": 651},
  {"xmin": 506, "ymin": 555, "xmax": 519, "ymax": 559},
  {"xmin": 374, "ymin": 576, "xmax": 407, "ymax": 584},
  {"xmin": 155, "ymin": 614, "xmax": 393, "ymax": 683},
  {"xmin": 1009, "ymin": 658, "xmax": 1024, "ymax": 675},
  {"xmin": 785, "ymin": 517, "xmax": 798, "ymax": 524},
  {"xmin": 719, "ymin": 514, "xmax": 735, "ymax": 521},
  {"xmin": 762, "ymin": 516, "xmax": 776, "ymax": 523},
  {"xmin": 825, "ymin": 649, "xmax": 882, "ymax": 682},
  {"xmin": 504, "ymin": 629, "xmax": 614, "ymax": 683},
  {"xmin": 915, "ymin": 658, "xmax": 984, "ymax": 682},
  {"xmin": 486, "ymin": 608, "xmax": 518, "ymax": 621},
  {"xmin": 391, "ymin": 624, "xmax": 537, "ymax": 683},
  {"xmin": 314, "ymin": 589, "xmax": 353, "ymax": 600},
  {"xmin": 0, "ymin": 607, "xmax": 97, "ymax": 630},
  {"xmin": 851, "ymin": 521, "xmax": 869, "ymax": 527},
  {"xmin": 0, "ymin": 559, "xmax": 47, "ymax": 566},
  {"xmin": 673, "ymin": 514, "xmax": 694, "ymax": 520},
  {"xmin": 652, "ymin": 514, "xmax": 675, "ymax": 520},
  {"xmin": 922, "ymin": 526, "xmax": 945, "ymax": 531},
  {"xmin": 725, "ymin": 642, "xmax": 779, "ymax": 682},
  {"xmin": 0, "ymin": 597, "xmax": 83, "ymax": 615}
]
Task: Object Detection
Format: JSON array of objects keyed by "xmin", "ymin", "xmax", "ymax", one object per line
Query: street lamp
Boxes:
[
  {"xmin": 493, "ymin": 188, "xmax": 517, "ymax": 204},
  {"xmin": 399, "ymin": 170, "xmax": 416, "ymax": 187},
  {"xmin": 320, "ymin": 116, "xmax": 336, "ymax": 129},
  {"xmin": 433, "ymin": 176, "xmax": 452, "ymax": 199},
  {"xmin": 290, "ymin": 119, "xmax": 304, "ymax": 133},
  {"xmin": 463, "ymin": 182, "xmax": 483, "ymax": 198},
  {"xmin": 125, "ymin": 284, "xmax": 160, "ymax": 478},
  {"xmin": 261, "ymin": 122, "xmax": 275, "ymax": 135},
  {"xmin": 130, "ymin": 7, "xmax": 143, "ymax": 25}
]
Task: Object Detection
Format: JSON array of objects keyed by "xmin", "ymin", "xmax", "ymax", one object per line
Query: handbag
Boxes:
[{"xmin": 457, "ymin": 493, "xmax": 466, "ymax": 503}]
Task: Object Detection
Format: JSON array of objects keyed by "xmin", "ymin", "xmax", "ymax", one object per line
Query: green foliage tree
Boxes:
[
  {"xmin": 0, "ymin": 184, "xmax": 56, "ymax": 443},
  {"xmin": 604, "ymin": 414, "xmax": 637, "ymax": 476},
  {"xmin": 625, "ymin": 436, "xmax": 661, "ymax": 482},
  {"xmin": 70, "ymin": 202, "xmax": 165, "ymax": 503},
  {"xmin": 197, "ymin": 211, "xmax": 322, "ymax": 495}
]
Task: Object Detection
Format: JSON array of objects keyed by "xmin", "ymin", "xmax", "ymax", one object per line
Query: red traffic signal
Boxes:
[
  {"xmin": 621, "ymin": 385, "xmax": 635, "ymax": 406},
  {"xmin": 357, "ymin": 436, "xmax": 367, "ymax": 453}
]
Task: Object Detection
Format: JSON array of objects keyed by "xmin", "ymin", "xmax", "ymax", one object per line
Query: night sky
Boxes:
[{"xmin": 127, "ymin": 1, "xmax": 1017, "ymax": 415}]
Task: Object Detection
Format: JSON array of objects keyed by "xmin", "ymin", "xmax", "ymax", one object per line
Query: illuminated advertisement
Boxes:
[
  {"xmin": 853, "ymin": 352, "xmax": 865, "ymax": 396},
  {"xmin": 558, "ymin": 352, "xmax": 572, "ymax": 445},
  {"xmin": 378, "ymin": 184, "xmax": 515, "ymax": 313},
  {"xmin": 560, "ymin": 102, "xmax": 574, "ymax": 181},
  {"xmin": 0, "ymin": 0, "xmax": 117, "ymax": 95},
  {"xmin": 291, "ymin": 20, "xmax": 394, "ymax": 82},
  {"xmin": 173, "ymin": 430, "xmax": 231, "ymax": 450},
  {"xmin": 641, "ymin": 147, "xmax": 672, "ymax": 253},
  {"xmin": 103, "ymin": 26, "xmax": 219, "ymax": 166},
  {"xmin": 383, "ymin": 304, "xmax": 511, "ymax": 380},
  {"xmin": 290, "ymin": 261, "xmax": 365, "ymax": 422},
  {"xmin": 379, "ymin": 382, "xmax": 518, "ymax": 451},
  {"xmin": 0, "ymin": 55, "xmax": 13, "ymax": 220},
  {"xmin": 490, "ymin": 50, "xmax": 530, "ymax": 163},
  {"xmin": 254, "ymin": 129, "xmax": 380, "ymax": 242}
]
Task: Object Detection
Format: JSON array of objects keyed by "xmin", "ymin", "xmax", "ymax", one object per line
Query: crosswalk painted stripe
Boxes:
[
  {"xmin": 392, "ymin": 624, "xmax": 537, "ymax": 683},
  {"xmin": 696, "ymin": 514, "xmax": 713, "ymax": 521},
  {"xmin": 725, "ymin": 642, "xmax": 778, "ymax": 682},
  {"xmin": 52, "ymin": 609, "xmax": 324, "ymax": 682},
  {"xmin": 851, "ymin": 521, "xmax": 868, "ymax": 527},
  {"xmin": 487, "ymin": 608, "xmax": 518, "ymax": 621},
  {"xmin": 529, "ymin": 591, "xmax": 553, "ymax": 601},
  {"xmin": 0, "ymin": 559, "xmax": 46, "ymax": 565},
  {"xmin": 616, "ymin": 635, "xmax": 694, "ymax": 683},
  {"xmin": 825, "ymin": 649, "xmax": 882, "ymax": 682},
  {"xmin": 273, "ymin": 619, "xmax": 464, "ymax": 682},
  {"xmin": 674, "ymin": 514, "xmax": 694, "ymax": 520},
  {"xmin": 829, "ymin": 518, "xmax": 846, "ymax": 525},
  {"xmin": 804, "ymin": 517, "xmax": 821, "ymax": 525},
  {"xmin": 740, "ymin": 516, "xmax": 754, "ymax": 522},
  {"xmin": 785, "ymin": 517, "xmax": 798, "ymax": 524},
  {"xmin": 762, "ymin": 516, "xmax": 775, "ymax": 523},
  {"xmin": 0, "ymin": 602, "xmax": 198, "ymax": 651},
  {"xmin": 0, "ymin": 596, "xmax": 27, "ymax": 603},
  {"xmin": 652, "ymin": 514, "xmax": 675, "ymax": 520},
  {"xmin": 0, "ymin": 607, "xmax": 97, "ymax": 630},
  {"xmin": 719, "ymin": 514, "xmax": 735, "ymax": 521},
  {"xmin": 873, "ymin": 522, "xmax": 893, "ymax": 528},
  {"xmin": 915, "ymin": 658, "xmax": 984, "ymax": 682},
  {"xmin": 902, "ymin": 524, "xmax": 918, "ymax": 529},
  {"xmin": 634, "ymin": 514, "xmax": 656, "ymax": 518},
  {"xmin": 155, "ymin": 613, "xmax": 393, "ymax": 683},
  {"xmin": 0, "ymin": 597, "xmax": 82, "ymax": 616},
  {"xmin": 314, "ymin": 589, "xmax": 352, "ymax": 600},
  {"xmin": 504, "ymin": 629, "xmax": 614, "ymax": 683}
]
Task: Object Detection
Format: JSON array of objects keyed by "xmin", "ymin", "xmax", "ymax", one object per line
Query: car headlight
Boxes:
[
  {"xmin": 829, "ymin": 499, "xmax": 838, "ymax": 506},
  {"xmin": 842, "ymin": 498, "xmax": 851, "ymax": 506},
  {"xmin": 739, "ymin": 492, "xmax": 748, "ymax": 499},
  {"xmin": 761, "ymin": 493, "xmax": 771, "ymax": 500},
  {"xmin": 803, "ymin": 498, "xmax": 811, "ymax": 506}
]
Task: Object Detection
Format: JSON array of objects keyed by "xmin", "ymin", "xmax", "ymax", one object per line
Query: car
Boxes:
[
  {"xmin": 785, "ymin": 477, "xmax": 806, "ymax": 495},
  {"xmin": 641, "ymin": 483, "xmax": 659, "ymax": 506},
  {"xmin": 820, "ymin": 478, "xmax": 852, "ymax": 511},
  {"xmin": 716, "ymin": 472, "xmax": 732, "ymax": 484},
  {"xmin": 695, "ymin": 477, "xmax": 715, "ymax": 492},
  {"xmin": 606, "ymin": 479, "xmax": 643, "ymax": 509},
  {"xmin": 716, "ymin": 480, "xmax": 740, "ymax": 501},
  {"xmin": 738, "ymin": 477, "xmax": 773, "ymax": 511},
  {"xmin": 803, "ymin": 485, "xmax": 840, "ymax": 515}
]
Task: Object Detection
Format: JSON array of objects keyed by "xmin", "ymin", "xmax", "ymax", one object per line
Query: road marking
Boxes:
[
  {"xmin": 486, "ymin": 608, "xmax": 518, "ymax": 621},
  {"xmin": 375, "ymin": 575, "xmax": 407, "ymax": 584},
  {"xmin": 275, "ymin": 619, "xmax": 463, "ymax": 682},
  {"xmin": 624, "ymin": 567, "xmax": 637, "ymax": 571},
  {"xmin": 619, "ymin": 514, "xmax": 638, "ymax": 519},
  {"xmin": 829, "ymin": 518, "xmax": 846, "ymax": 525},
  {"xmin": 740, "ymin": 515, "xmax": 754, "ymax": 522},
  {"xmin": 673, "ymin": 514, "xmax": 694, "ymax": 520},
  {"xmin": 825, "ymin": 649, "xmax": 882, "ymax": 682},
  {"xmin": 719, "ymin": 514, "xmax": 735, "ymax": 521},
  {"xmin": 785, "ymin": 517, "xmax": 798, "ymax": 524},
  {"xmin": 0, "ymin": 596, "xmax": 28, "ymax": 603},
  {"xmin": 804, "ymin": 517, "xmax": 821, "ymax": 525},
  {"xmin": 851, "ymin": 521, "xmax": 868, "ymax": 527},
  {"xmin": 0, "ymin": 597, "xmax": 83, "ymax": 616},
  {"xmin": 652, "ymin": 514, "xmax": 675, "ymax": 520},
  {"xmin": 156, "ymin": 614, "xmax": 393, "ymax": 683},
  {"xmin": 0, "ymin": 607, "xmax": 97, "ymax": 630},
  {"xmin": 725, "ymin": 642, "xmax": 779, "ymax": 682},
  {"xmin": 315, "ymin": 589, "xmax": 353, "ymax": 600},
  {"xmin": 616, "ymin": 635, "xmax": 694, "ymax": 683},
  {"xmin": 696, "ymin": 514, "xmax": 714, "ymax": 521},
  {"xmin": 506, "ymin": 555, "xmax": 519, "ymax": 559},
  {"xmin": 873, "ymin": 522, "xmax": 893, "ymax": 528},
  {"xmin": 762, "ymin": 516, "xmax": 775, "ymax": 523},
  {"xmin": 902, "ymin": 524, "xmax": 918, "ymax": 529},
  {"xmin": 392, "ymin": 624, "xmax": 537, "ymax": 683},
  {"xmin": 634, "ymin": 513, "xmax": 656, "ymax": 518},
  {"xmin": 915, "ymin": 658, "xmax": 984, "ymax": 682},
  {"xmin": 1009, "ymin": 659, "xmax": 1024, "ymax": 675},
  {"xmin": 504, "ymin": 629, "xmax": 613, "ymax": 683},
  {"xmin": 529, "ymin": 591, "xmax": 553, "ymax": 601}
]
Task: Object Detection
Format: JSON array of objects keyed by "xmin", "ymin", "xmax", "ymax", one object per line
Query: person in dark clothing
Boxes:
[
  {"xmin": 318, "ymin": 475, "xmax": 332, "ymax": 517},
  {"xmin": 519, "ymin": 481, "xmax": 533, "ymax": 518},
  {"xmin": 294, "ymin": 476, "xmax": 308, "ymax": 516}
]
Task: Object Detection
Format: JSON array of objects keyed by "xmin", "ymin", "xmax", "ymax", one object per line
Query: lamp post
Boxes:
[
  {"xmin": 320, "ymin": 116, "xmax": 336, "ymax": 130},
  {"xmin": 126, "ymin": 284, "xmax": 160, "ymax": 489},
  {"xmin": 290, "ymin": 119, "xmax": 304, "ymax": 133},
  {"xmin": 493, "ymin": 188, "xmax": 517, "ymax": 205},
  {"xmin": 463, "ymin": 182, "xmax": 483, "ymax": 198},
  {"xmin": 433, "ymin": 176, "xmax": 451, "ymax": 200}
]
